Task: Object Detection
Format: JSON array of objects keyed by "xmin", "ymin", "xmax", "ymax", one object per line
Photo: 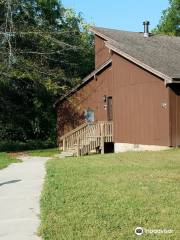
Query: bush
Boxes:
[{"xmin": 0, "ymin": 140, "xmax": 57, "ymax": 152}]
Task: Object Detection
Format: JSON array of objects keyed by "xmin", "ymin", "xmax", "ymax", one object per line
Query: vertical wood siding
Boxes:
[
  {"xmin": 56, "ymin": 66, "xmax": 112, "ymax": 141},
  {"xmin": 57, "ymin": 36, "xmax": 172, "ymax": 147},
  {"xmin": 95, "ymin": 35, "xmax": 111, "ymax": 68},
  {"xmin": 112, "ymin": 53, "xmax": 170, "ymax": 146}
]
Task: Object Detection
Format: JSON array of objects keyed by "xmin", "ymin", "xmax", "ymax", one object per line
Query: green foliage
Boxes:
[
  {"xmin": 155, "ymin": 0, "xmax": 180, "ymax": 36},
  {"xmin": 0, "ymin": 140, "xmax": 56, "ymax": 152},
  {"xmin": 0, "ymin": 0, "xmax": 94, "ymax": 147},
  {"xmin": 0, "ymin": 77, "xmax": 55, "ymax": 141}
]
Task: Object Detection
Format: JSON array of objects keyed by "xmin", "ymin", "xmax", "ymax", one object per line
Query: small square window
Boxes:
[{"xmin": 84, "ymin": 108, "xmax": 94, "ymax": 122}]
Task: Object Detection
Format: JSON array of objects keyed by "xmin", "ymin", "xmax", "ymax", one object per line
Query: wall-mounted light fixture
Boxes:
[
  {"xmin": 161, "ymin": 102, "xmax": 167, "ymax": 109},
  {"xmin": 103, "ymin": 95, "xmax": 107, "ymax": 103},
  {"xmin": 103, "ymin": 95, "xmax": 107, "ymax": 110}
]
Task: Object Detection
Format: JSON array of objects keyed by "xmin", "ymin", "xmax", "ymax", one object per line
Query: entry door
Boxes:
[{"xmin": 107, "ymin": 96, "xmax": 113, "ymax": 121}]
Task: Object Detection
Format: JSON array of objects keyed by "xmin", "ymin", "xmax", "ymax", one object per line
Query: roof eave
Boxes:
[
  {"xmin": 105, "ymin": 42, "xmax": 173, "ymax": 85},
  {"xmin": 54, "ymin": 59, "xmax": 112, "ymax": 107},
  {"xmin": 171, "ymin": 78, "xmax": 180, "ymax": 84},
  {"xmin": 90, "ymin": 27, "xmax": 114, "ymax": 42},
  {"xmin": 91, "ymin": 27, "xmax": 175, "ymax": 85}
]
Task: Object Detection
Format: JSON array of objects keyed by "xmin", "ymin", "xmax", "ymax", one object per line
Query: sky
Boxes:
[{"xmin": 62, "ymin": 0, "xmax": 169, "ymax": 32}]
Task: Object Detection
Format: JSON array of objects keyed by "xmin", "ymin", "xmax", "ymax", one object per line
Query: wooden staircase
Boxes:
[{"xmin": 58, "ymin": 121, "xmax": 113, "ymax": 157}]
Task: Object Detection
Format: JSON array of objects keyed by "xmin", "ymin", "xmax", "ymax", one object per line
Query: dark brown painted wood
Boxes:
[
  {"xmin": 56, "ymin": 66, "xmax": 113, "ymax": 142},
  {"xmin": 57, "ymin": 36, "xmax": 172, "ymax": 147},
  {"xmin": 169, "ymin": 85, "xmax": 180, "ymax": 146},
  {"xmin": 95, "ymin": 35, "xmax": 111, "ymax": 68},
  {"xmin": 112, "ymin": 53, "xmax": 170, "ymax": 146}
]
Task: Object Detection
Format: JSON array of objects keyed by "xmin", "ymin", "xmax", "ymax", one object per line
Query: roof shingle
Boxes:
[{"xmin": 92, "ymin": 27, "xmax": 180, "ymax": 79}]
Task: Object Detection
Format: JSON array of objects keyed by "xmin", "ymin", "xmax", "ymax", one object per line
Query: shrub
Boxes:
[{"xmin": 0, "ymin": 140, "xmax": 57, "ymax": 152}]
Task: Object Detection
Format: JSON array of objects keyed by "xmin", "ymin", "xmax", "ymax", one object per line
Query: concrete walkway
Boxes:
[{"xmin": 0, "ymin": 156, "xmax": 50, "ymax": 240}]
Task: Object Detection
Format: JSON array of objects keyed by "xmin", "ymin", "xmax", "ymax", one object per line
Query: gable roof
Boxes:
[
  {"xmin": 54, "ymin": 59, "xmax": 112, "ymax": 106},
  {"xmin": 91, "ymin": 27, "xmax": 180, "ymax": 83},
  {"xmin": 55, "ymin": 26, "xmax": 180, "ymax": 106}
]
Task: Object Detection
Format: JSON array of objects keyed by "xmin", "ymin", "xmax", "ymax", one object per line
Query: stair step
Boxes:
[
  {"xmin": 57, "ymin": 140, "xmax": 101, "ymax": 158},
  {"xmin": 55, "ymin": 151, "xmax": 76, "ymax": 158}
]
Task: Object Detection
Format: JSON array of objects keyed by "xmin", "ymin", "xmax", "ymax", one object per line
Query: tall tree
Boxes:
[
  {"xmin": 0, "ymin": 0, "xmax": 94, "ymax": 144},
  {"xmin": 155, "ymin": 0, "xmax": 180, "ymax": 36}
]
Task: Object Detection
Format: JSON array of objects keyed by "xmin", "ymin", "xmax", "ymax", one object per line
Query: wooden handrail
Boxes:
[
  {"xmin": 60, "ymin": 122, "xmax": 88, "ymax": 140},
  {"xmin": 59, "ymin": 121, "xmax": 113, "ymax": 156}
]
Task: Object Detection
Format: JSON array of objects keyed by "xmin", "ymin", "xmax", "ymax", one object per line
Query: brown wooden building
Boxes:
[{"xmin": 55, "ymin": 23, "xmax": 180, "ymax": 155}]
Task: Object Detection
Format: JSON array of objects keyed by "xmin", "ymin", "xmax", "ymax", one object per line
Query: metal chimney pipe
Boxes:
[{"xmin": 143, "ymin": 21, "xmax": 150, "ymax": 37}]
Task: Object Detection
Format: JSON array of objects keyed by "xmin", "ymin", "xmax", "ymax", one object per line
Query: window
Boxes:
[{"xmin": 84, "ymin": 108, "xmax": 95, "ymax": 122}]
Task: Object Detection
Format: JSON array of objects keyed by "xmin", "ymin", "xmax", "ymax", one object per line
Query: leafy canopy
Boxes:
[
  {"xmin": 155, "ymin": 0, "xmax": 180, "ymax": 36},
  {"xmin": 0, "ymin": 0, "xmax": 94, "ymax": 143}
]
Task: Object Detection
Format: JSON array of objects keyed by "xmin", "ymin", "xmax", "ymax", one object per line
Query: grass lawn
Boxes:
[
  {"xmin": 0, "ymin": 152, "xmax": 21, "ymax": 170},
  {"xmin": 27, "ymin": 148, "xmax": 60, "ymax": 157},
  {"xmin": 40, "ymin": 150, "xmax": 180, "ymax": 240}
]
